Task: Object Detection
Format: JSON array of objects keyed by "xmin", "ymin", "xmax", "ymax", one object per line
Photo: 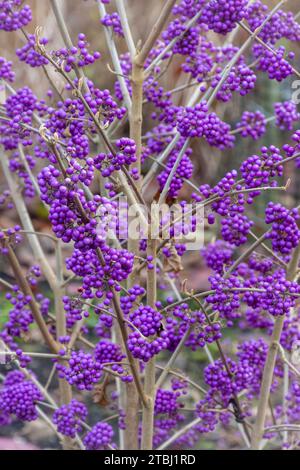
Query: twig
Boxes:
[
  {"xmin": 44, "ymin": 363, "xmax": 57, "ymax": 391},
  {"xmin": 155, "ymin": 365, "xmax": 207, "ymax": 395},
  {"xmin": 50, "ymin": 0, "xmax": 89, "ymax": 92},
  {"xmin": 97, "ymin": 0, "xmax": 132, "ymax": 111},
  {"xmin": 206, "ymin": 0, "xmax": 287, "ymax": 107},
  {"xmin": 193, "ymin": 297, "xmax": 251, "ymax": 444},
  {"xmin": 0, "ymin": 276, "xmax": 14, "ymax": 290},
  {"xmin": 239, "ymin": 19, "xmax": 300, "ymax": 81},
  {"xmin": 115, "ymin": 0, "xmax": 136, "ymax": 58},
  {"xmin": 155, "ymin": 324, "xmax": 194, "ymax": 390},
  {"xmin": 157, "ymin": 417, "xmax": 201, "ymax": 450},
  {"xmin": 278, "ymin": 343, "xmax": 300, "ymax": 379},
  {"xmin": 224, "ymin": 230, "xmax": 270, "ymax": 278},
  {"xmin": 158, "ymin": 140, "xmax": 189, "ymax": 205},
  {"xmin": 145, "ymin": 9, "xmax": 203, "ymax": 75}
]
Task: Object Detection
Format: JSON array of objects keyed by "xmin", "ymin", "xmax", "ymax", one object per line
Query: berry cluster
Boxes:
[
  {"xmin": 173, "ymin": 0, "xmax": 206, "ymax": 19},
  {"xmin": 236, "ymin": 111, "xmax": 267, "ymax": 140},
  {"xmin": 0, "ymin": 56, "xmax": 15, "ymax": 82},
  {"xmin": 53, "ymin": 400, "xmax": 88, "ymax": 438},
  {"xmin": 274, "ymin": 101, "xmax": 300, "ymax": 131},
  {"xmin": 56, "ymin": 350, "xmax": 102, "ymax": 391},
  {"xmin": 0, "ymin": 1, "xmax": 32, "ymax": 31},
  {"xmin": 200, "ymin": 170, "xmax": 241, "ymax": 216},
  {"xmin": 120, "ymin": 285, "xmax": 145, "ymax": 316},
  {"xmin": 254, "ymin": 45, "xmax": 294, "ymax": 82},
  {"xmin": 195, "ymin": 398, "xmax": 221, "ymax": 434},
  {"xmin": 247, "ymin": 1, "xmax": 300, "ymax": 45},
  {"xmin": 181, "ymin": 35, "xmax": 215, "ymax": 80},
  {"xmin": 213, "ymin": 60, "xmax": 257, "ymax": 102},
  {"xmin": 9, "ymin": 151, "xmax": 36, "ymax": 198},
  {"xmin": 4, "ymin": 291, "xmax": 33, "ymax": 338},
  {"xmin": 94, "ymin": 340, "xmax": 132, "ymax": 380},
  {"xmin": 186, "ymin": 322, "xmax": 222, "ymax": 350},
  {"xmin": 16, "ymin": 35, "xmax": 49, "ymax": 68},
  {"xmin": 68, "ymin": 246, "xmax": 134, "ymax": 293},
  {"xmin": 236, "ymin": 339, "xmax": 269, "ymax": 397},
  {"xmin": 94, "ymin": 138, "xmax": 137, "ymax": 177},
  {"xmin": 265, "ymin": 202, "xmax": 300, "ymax": 255},
  {"xmin": 4, "ymin": 86, "xmax": 38, "ymax": 149},
  {"xmin": 127, "ymin": 330, "xmax": 170, "ymax": 363},
  {"xmin": 84, "ymin": 422, "xmax": 114, "ymax": 450},
  {"xmin": 85, "ymin": 84, "xmax": 126, "ymax": 128},
  {"xmin": 221, "ymin": 213, "xmax": 253, "ymax": 247},
  {"xmin": 129, "ymin": 305, "xmax": 163, "ymax": 337},
  {"xmin": 204, "ymin": 358, "xmax": 250, "ymax": 405},
  {"xmin": 54, "ymin": 34, "xmax": 101, "ymax": 72},
  {"xmin": 0, "ymin": 371, "xmax": 42, "ymax": 422},
  {"xmin": 101, "ymin": 13, "xmax": 124, "ymax": 37},
  {"xmin": 243, "ymin": 269, "xmax": 300, "ymax": 317},
  {"xmin": 202, "ymin": 0, "xmax": 248, "ymax": 35},
  {"xmin": 155, "ymin": 389, "xmax": 183, "ymax": 416},
  {"xmin": 207, "ymin": 274, "xmax": 241, "ymax": 324},
  {"xmin": 240, "ymin": 146, "xmax": 283, "ymax": 190},
  {"xmin": 201, "ymin": 241, "xmax": 234, "ymax": 274},
  {"xmin": 176, "ymin": 103, "xmax": 235, "ymax": 150}
]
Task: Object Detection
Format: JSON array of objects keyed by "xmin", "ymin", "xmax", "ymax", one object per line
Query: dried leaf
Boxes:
[
  {"xmin": 92, "ymin": 383, "xmax": 110, "ymax": 407},
  {"xmin": 20, "ymin": 330, "xmax": 32, "ymax": 343},
  {"xmin": 163, "ymin": 244, "xmax": 183, "ymax": 273},
  {"xmin": 63, "ymin": 126, "xmax": 72, "ymax": 138},
  {"xmin": 181, "ymin": 278, "xmax": 194, "ymax": 296},
  {"xmin": 77, "ymin": 77, "xmax": 84, "ymax": 92}
]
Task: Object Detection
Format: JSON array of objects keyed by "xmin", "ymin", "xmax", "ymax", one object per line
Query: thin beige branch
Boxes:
[
  {"xmin": 135, "ymin": 0, "xmax": 177, "ymax": 67},
  {"xmin": 141, "ymin": 239, "xmax": 157, "ymax": 450}
]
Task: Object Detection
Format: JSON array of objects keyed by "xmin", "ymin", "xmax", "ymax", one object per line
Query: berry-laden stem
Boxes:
[
  {"xmin": 141, "ymin": 239, "xmax": 157, "ymax": 450},
  {"xmin": 50, "ymin": 143, "xmax": 148, "ymax": 408},
  {"xmin": 0, "ymin": 152, "xmax": 58, "ymax": 292},
  {"xmin": 194, "ymin": 297, "xmax": 251, "ymax": 444},
  {"xmin": 95, "ymin": 247, "xmax": 148, "ymax": 408},
  {"xmin": 5, "ymin": 243, "xmax": 60, "ymax": 355},
  {"xmin": 250, "ymin": 242, "xmax": 300, "ymax": 449},
  {"xmin": 2, "ymin": 148, "xmax": 72, "ymax": 445}
]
